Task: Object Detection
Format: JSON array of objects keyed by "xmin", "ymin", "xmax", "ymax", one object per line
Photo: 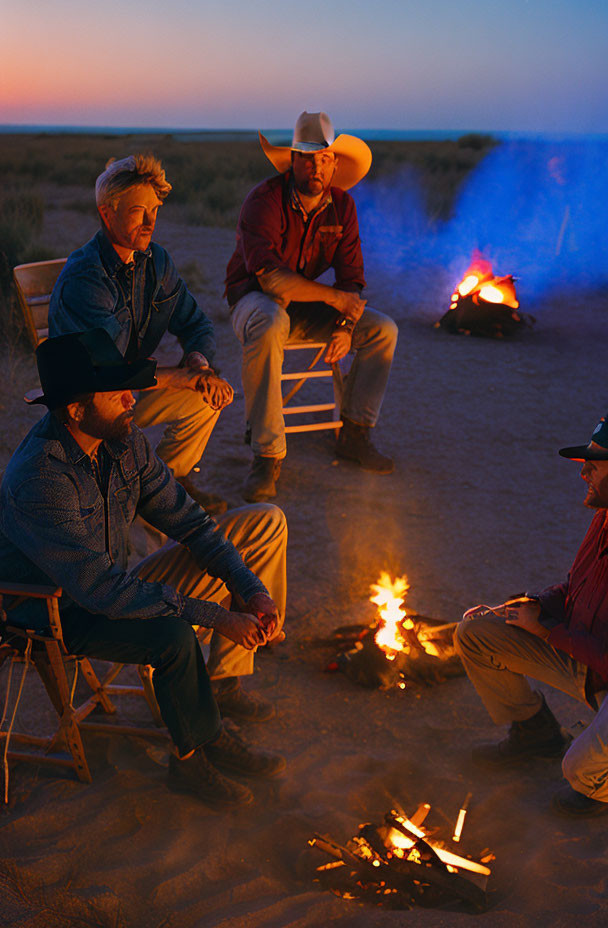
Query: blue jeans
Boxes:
[{"xmin": 231, "ymin": 293, "xmax": 398, "ymax": 458}]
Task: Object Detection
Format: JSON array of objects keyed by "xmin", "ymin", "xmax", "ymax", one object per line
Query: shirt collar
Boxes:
[
  {"xmin": 96, "ymin": 228, "xmax": 152, "ymax": 277},
  {"xmin": 287, "ymin": 173, "xmax": 332, "ymax": 221},
  {"xmin": 43, "ymin": 412, "xmax": 129, "ymax": 465}
]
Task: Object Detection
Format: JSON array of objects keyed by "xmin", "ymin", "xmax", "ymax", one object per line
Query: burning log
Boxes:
[
  {"xmin": 328, "ymin": 573, "xmax": 463, "ymax": 689},
  {"xmin": 438, "ymin": 252, "xmax": 533, "ymax": 338},
  {"xmin": 310, "ymin": 801, "xmax": 491, "ymax": 912}
]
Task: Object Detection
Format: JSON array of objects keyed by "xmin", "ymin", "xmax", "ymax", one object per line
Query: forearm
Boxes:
[{"xmin": 258, "ymin": 268, "xmax": 343, "ymax": 311}]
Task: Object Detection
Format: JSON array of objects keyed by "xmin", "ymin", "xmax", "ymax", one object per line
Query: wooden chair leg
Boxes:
[{"xmin": 138, "ymin": 665, "xmax": 163, "ymax": 727}]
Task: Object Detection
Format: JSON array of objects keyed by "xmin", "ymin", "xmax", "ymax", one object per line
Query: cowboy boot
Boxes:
[
  {"xmin": 242, "ymin": 456, "xmax": 282, "ymax": 502},
  {"xmin": 336, "ymin": 416, "xmax": 393, "ymax": 474}
]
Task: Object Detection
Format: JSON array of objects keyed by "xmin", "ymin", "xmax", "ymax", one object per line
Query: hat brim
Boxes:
[
  {"xmin": 259, "ymin": 131, "xmax": 372, "ymax": 190},
  {"xmin": 558, "ymin": 444, "xmax": 608, "ymax": 461},
  {"xmin": 25, "ymin": 358, "xmax": 157, "ymax": 408}
]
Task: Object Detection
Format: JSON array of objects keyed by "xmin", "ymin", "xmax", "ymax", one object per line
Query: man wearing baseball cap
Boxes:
[
  {"xmin": 454, "ymin": 414, "xmax": 608, "ymax": 817},
  {"xmin": 225, "ymin": 111, "xmax": 398, "ymax": 502},
  {"xmin": 0, "ymin": 330, "xmax": 287, "ymax": 807}
]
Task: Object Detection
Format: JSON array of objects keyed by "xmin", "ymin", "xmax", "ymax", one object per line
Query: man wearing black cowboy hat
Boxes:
[
  {"xmin": 454, "ymin": 414, "xmax": 608, "ymax": 817},
  {"xmin": 225, "ymin": 111, "xmax": 398, "ymax": 502},
  {"xmin": 0, "ymin": 330, "xmax": 287, "ymax": 807}
]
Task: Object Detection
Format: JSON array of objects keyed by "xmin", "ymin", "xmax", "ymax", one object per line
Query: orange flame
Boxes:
[
  {"xmin": 453, "ymin": 253, "xmax": 519, "ymax": 310},
  {"xmin": 370, "ymin": 573, "xmax": 442, "ymax": 659},
  {"xmin": 386, "ymin": 813, "xmax": 491, "ymax": 876}
]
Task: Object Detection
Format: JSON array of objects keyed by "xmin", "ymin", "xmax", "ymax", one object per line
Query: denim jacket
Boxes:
[
  {"xmin": 49, "ymin": 230, "xmax": 216, "ymax": 364},
  {"xmin": 0, "ymin": 413, "xmax": 266, "ymax": 631}
]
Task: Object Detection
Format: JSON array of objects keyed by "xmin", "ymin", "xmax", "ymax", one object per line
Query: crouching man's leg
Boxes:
[
  {"xmin": 453, "ymin": 613, "xmax": 582, "ymax": 766},
  {"xmin": 138, "ymin": 503, "xmax": 287, "ymax": 724},
  {"xmin": 554, "ymin": 692, "xmax": 608, "ymax": 817}
]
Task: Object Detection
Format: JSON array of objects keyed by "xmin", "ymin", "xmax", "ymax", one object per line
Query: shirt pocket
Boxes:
[{"xmin": 317, "ymin": 225, "xmax": 343, "ymax": 264}]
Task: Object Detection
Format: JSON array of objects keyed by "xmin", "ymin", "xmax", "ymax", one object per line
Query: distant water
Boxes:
[{"xmin": 1, "ymin": 124, "xmax": 607, "ymax": 143}]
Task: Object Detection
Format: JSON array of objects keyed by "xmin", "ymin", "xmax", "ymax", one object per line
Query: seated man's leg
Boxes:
[
  {"xmin": 137, "ymin": 503, "xmax": 287, "ymax": 719},
  {"xmin": 134, "ymin": 386, "xmax": 224, "ymax": 512},
  {"xmin": 453, "ymin": 613, "xmax": 584, "ymax": 763},
  {"xmin": 61, "ymin": 606, "xmax": 220, "ymax": 757},
  {"xmin": 231, "ymin": 292, "xmax": 290, "ymax": 501},
  {"xmin": 336, "ymin": 306, "xmax": 398, "ymax": 473}
]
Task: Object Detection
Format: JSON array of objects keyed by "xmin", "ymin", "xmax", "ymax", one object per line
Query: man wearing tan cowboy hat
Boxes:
[
  {"xmin": 454, "ymin": 413, "xmax": 608, "ymax": 818},
  {"xmin": 225, "ymin": 111, "xmax": 398, "ymax": 502}
]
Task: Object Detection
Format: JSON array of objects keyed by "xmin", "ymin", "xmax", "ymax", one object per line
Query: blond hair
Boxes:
[{"xmin": 95, "ymin": 154, "xmax": 172, "ymax": 207}]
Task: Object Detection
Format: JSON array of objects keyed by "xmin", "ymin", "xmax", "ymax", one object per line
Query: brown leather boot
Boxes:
[
  {"xmin": 167, "ymin": 747, "xmax": 253, "ymax": 806},
  {"xmin": 204, "ymin": 728, "xmax": 286, "ymax": 779},
  {"xmin": 472, "ymin": 693, "xmax": 571, "ymax": 768},
  {"xmin": 242, "ymin": 456, "xmax": 282, "ymax": 502},
  {"xmin": 336, "ymin": 417, "xmax": 394, "ymax": 474}
]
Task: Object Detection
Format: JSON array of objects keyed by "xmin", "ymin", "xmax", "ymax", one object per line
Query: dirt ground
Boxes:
[{"xmin": 1, "ymin": 199, "xmax": 607, "ymax": 927}]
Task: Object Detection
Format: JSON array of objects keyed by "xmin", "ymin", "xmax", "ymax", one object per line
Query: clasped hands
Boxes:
[
  {"xmin": 217, "ymin": 592, "xmax": 284, "ymax": 651},
  {"xmin": 163, "ymin": 352, "xmax": 234, "ymax": 410}
]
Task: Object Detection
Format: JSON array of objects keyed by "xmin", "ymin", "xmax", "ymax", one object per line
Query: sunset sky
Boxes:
[{"xmin": 2, "ymin": 0, "xmax": 607, "ymax": 133}]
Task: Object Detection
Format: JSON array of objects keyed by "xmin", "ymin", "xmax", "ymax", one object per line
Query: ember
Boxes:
[
  {"xmin": 310, "ymin": 801, "xmax": 492, "ymax": 912},
  {"xmin": 438, "ymin": 251, "xmax": 532, "ymax": 338}
]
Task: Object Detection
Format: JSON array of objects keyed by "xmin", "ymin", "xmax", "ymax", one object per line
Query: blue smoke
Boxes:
[{"xmin": 356, "ymin": 138, "xmax": 608, "ymax": 304}]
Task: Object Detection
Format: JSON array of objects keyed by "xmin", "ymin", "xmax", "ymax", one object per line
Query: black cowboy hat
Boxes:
[
  {"xmin": 559, "ymin": 414, "xmax": 608, "ymax": 461},
  {"xmin": 26, "ymin": 329, "xmax": 157, "ymax": 410}
]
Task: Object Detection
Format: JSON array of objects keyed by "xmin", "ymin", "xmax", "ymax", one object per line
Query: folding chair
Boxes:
[
  {"xmin": 0, "ymin": 581, "xmax": 166, "ymax": 802},
  {"xmin": 282, "ymin": 341, "xmax": 344, "ymax": 435},
  {"xmin": 13, "ymin": 258, "xmax": 67, "ymax": 348}
]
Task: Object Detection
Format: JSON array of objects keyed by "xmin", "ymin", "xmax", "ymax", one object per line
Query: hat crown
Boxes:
[{"xmin": 292, "ymin": 111, "xmax": 335, "ymax": 152}]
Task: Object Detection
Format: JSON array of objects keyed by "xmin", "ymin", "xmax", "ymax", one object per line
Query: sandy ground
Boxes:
[{"xmin": 1, "ymin": 200, "xmax": 607, "ymax": 927}]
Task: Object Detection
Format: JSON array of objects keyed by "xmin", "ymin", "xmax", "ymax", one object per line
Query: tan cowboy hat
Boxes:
[{"xmin": 259, "ymin": 111, "xmax": 372, "ymax": 190}]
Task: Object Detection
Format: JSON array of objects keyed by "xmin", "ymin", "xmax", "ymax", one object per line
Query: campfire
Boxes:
[
  {"xmin": 438, "ymin": 252, "xmax": 531, "ymax": 337},
  {"xmin": 327, "ymin": 572, "xmax": 461, "ymax": 689},
  {"xmin": 310, "ymin": 800, "xmax": 493, "ymax": 911}
]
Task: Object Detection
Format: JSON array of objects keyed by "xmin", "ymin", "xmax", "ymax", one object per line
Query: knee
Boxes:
[
  {"xmin": 453, "ymin": 615, "xmax": 492, "ymax": 659},
  {"xmin": 151, "ymin": 617, "xmax": 199, "ymax": 667},
  {"xmin": 259, "ymin": 503, "xmax": 287, "ymax": 542},
  {"xmin": 358, "ymin": 308, "xmax": 398, "ymax": 351},
  {"xmin": 380, "ymin": 314, "xmax": 399, "ymax": 349},
  {"xmin": 244, "ymin": 299, "xmax": 289, "ymax": 346}
]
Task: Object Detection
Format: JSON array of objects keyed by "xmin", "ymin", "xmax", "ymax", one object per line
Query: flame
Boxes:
[
  {"xmin": 370, "ymin": 572, "xmax": 442, "ymax": 659},
  {"xmin": 370, "ymin": 572, "xmax": 410, "ymax": 657},
  {"xmin": 453, "ymin": 255, "xmax": 519, "ymax": 310},
  {"xmin": 386, "ymin": 815, "xmax": 491, "ymax": 876},
  {"xmin": 457, "ymin": 274, "xmax": 479, "ymax": 297}
]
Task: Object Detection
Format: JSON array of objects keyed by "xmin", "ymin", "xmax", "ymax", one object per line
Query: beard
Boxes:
[
  {"xmin": 583, "ymin": 481, "xmax": 608, "ymax": 509},
  {"xmin": 79, "ymin": 405, "xmax": 134, "ymax": 442}
]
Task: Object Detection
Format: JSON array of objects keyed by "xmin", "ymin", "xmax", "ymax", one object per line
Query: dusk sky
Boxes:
[{"xmin": 2, "ymin": 0, "xmax": 607, "ymax": 133}]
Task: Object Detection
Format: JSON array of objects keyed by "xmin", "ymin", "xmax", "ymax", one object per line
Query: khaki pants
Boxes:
[
  {"xmin": 137, "ymin": 504, "xmax": 287, "ymax": 680},
  {"xmin": 231, "ymin": 292, "xmax": 398, "ymax": 458},
  {"xmin": 454, "ymin": 614, "xmax": 608, "ymax": 800},
  {"xmin": 134, "ymin": 386, "xmax": 221, "ymax": 479}
]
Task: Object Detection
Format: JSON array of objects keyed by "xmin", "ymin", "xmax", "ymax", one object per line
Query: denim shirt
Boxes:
[
  {"xmin": 49, "ymin": 230, "xmax": 216, "ymax": 364},
  {"xmin": 0, "ymin": 413, "xmax": 266, "ymax": 631}
]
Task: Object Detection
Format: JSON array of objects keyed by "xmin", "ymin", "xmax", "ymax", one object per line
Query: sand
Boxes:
[{"xmin": 1, "ymin": 198, "xmax": 607, "ymax": 927}]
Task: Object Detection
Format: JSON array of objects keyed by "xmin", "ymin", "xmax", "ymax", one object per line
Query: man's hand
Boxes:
[
  {"xmin": 195, "ymin": 370, "xmax": 234, "ymax": 410},
  {"xmin": 324, "ymin": 329, "xmax": 352, "ymax": 363},
  {"xmin": 185, "ymin": 351, "xmax": 210, "ymax": 373},
  {"xmin": 331, "ymin": 290, "xmax": 366, "ymax": 323},
  {"xmin": 215, "ymin": 610, "xmax": 268, "ymax": 649},
  {"xmin": 245, "ymin": 592, "xmax": 285, "ymax": 643},
  {"xmin": 504, "ymin": 599, "xmax": 549, "ymax": 639}
]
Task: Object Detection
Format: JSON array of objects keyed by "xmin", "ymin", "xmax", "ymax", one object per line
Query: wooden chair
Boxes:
[
  {"xmin": 0, "ymin": 581, "xmax": 166, "ymax": 802},
  {"xmin": 13, "ymin": 258, "xmax": 67, "ymax": 348},
  {"xmin": 282, "ymin": 341, "xmax": 344, "ymax": 435}
]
